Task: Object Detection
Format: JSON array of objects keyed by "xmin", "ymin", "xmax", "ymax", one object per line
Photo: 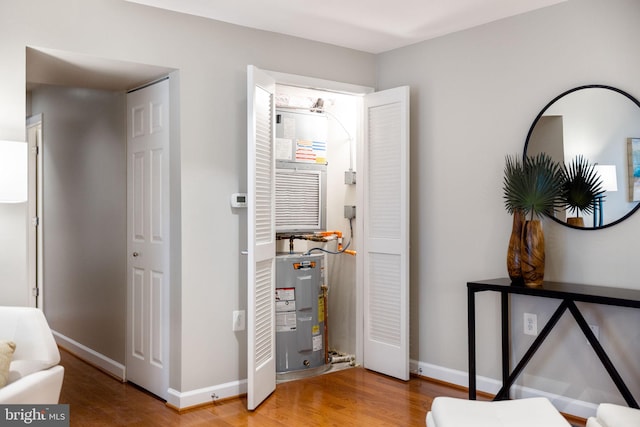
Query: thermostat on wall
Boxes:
[{"xmin": 231, "ymin": 193, "xmax": 248, "ymax": 208}]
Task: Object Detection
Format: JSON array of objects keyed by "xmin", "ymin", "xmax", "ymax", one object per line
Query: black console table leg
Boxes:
[
  {"xmin": 567, "ymin": 301, "xmax": 639, "ymax": 408},
  {"xmin": 501, "ymin": 291, "xmax": 509, "ymax": 393},
  {"xmin": 468, "ymin": 288, "xmax": 476, "ymax": 400}
]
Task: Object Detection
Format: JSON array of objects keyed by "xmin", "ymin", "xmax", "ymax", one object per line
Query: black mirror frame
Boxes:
[{"xmin": 523, "ymin": 84, "xmax": 640, "ymax": 230}]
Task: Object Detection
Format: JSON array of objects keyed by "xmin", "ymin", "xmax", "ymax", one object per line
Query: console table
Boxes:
[{"xmin": 467, "ymin": 278, "xmax": 640, "ymax": 407}]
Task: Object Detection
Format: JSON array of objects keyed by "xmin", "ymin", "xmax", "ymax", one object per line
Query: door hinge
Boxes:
[
  {"xmin": 32, "ymin": 287, "xmax": 39, "ymax": 297},
  {"xmin": 32, "ymin": 217, "xmax": 40, "ymax": 227},
  {"xmin": 32, "ymin": 146, "xmax": 39, "ymax": 155}
]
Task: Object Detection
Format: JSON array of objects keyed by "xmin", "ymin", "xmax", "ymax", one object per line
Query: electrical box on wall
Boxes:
[
  {"xmin": 344, "ymin": 170, "xmax": 356, "ymax": 185},
  {"xmin": 344, "ymin": 205, "xmax": 356, "ymax": 219}
]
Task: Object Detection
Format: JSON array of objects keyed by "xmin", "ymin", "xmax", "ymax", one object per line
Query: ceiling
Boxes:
[
  {"xmin": 26, "ymin": 47, "xmax": 175, "ymax": 92},
  {"xmin": 125, "ymin": 0, "xmax": 567, "ymax": 54},
  {"xmin": 27, "ymin": 0, "xmax": 567, "ymax": 92}
]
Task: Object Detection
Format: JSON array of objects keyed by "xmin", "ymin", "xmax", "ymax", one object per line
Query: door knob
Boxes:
[{"xmin": 133, "ymin": 252, "xmax": 140, "ymax": 257}]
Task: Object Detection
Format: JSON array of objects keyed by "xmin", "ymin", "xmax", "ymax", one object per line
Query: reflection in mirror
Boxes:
[{"xmin": 524, "ymin": 85, "xmax": 640, "ymax": 229}]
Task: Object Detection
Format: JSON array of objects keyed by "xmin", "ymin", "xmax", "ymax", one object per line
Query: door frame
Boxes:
[
  {"xmin": 25, "ymin": 56, "xmax": 181, "ymax": 390},
  {"xmin": 26, "ymin": 114, "xmax": 44, "ymax": 309}
]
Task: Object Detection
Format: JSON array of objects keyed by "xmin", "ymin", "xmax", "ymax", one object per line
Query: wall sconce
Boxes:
[
  {"xmin": 0, "ymin": 140, "xmax": 28, "ymax": 203},
  {"xmin": 592, "ymin": 164, "xmax": 618, "ymax": 227}
]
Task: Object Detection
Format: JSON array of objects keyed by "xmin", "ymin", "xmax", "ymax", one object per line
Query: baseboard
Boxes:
[
  {"xmin": 511, "ymin": 384, "xmax": 598, "ymax": 420},
  {"xmin": 47, "ymin": 339, "xmax": 598, "ymax": 417},
  {"xmin": 53, "ymin": 329, "xmax": 245, "ymax": 410},
  {"xmin": 410, "ymin": 359, "xmax": 598, "ymax": 420},
  {"xmin": 166, "ymin": 379, "xmax": 247, "ymax": 410},
  {"xmin": 410, "ymin": 358, "xmax": 501, "ymax": 395},
  {"xmin": 52, "ymin": 330, "xmax": 126, "ymax": 381}
]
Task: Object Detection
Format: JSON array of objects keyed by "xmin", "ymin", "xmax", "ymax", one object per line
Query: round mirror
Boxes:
[{"xmin": 524, "ymin": 85, "xmax": 640, "ymax": 229}]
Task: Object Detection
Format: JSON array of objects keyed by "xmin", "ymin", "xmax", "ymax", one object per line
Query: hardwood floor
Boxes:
[{"xmin": 58, "ymin": 348, "xmax": 585, "ymax": 426}]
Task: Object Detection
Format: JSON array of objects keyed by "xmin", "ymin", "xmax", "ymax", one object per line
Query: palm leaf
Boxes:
[
  {"xmin": 503, "ymin": 153, "xmax": 563, "ymax": 220},
  {"xmin": 560, "ymin": 155, "xmax": 604, "ymax": 217}
]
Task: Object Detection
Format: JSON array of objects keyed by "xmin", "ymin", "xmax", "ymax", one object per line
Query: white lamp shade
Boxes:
[
  {"xmin": 0, "ymin": 140, "xmax": 28, "ymax": 203},
  {"xmin": 594, "ymin": 164, "xmax": 618, "ymax": 192}
]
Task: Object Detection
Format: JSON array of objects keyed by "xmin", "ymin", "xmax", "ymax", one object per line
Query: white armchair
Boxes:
[
  {"xmin": 0, "ymin": 306, "xmax": 64, "ymax": 404},
  {"xmin": 586, "ymin": 403, "xmax": 640, "ymax": 427}
]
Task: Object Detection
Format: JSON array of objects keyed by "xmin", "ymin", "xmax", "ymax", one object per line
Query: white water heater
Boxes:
[{"xmin": 275, "ymin": 253, "xmax": 326, "ymax": 374}]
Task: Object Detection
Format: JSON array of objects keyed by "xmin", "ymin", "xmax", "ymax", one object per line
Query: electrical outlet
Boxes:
[
  {"xmin": 524, "ymin": 313, "xmax": 538, "ymax": 336},
  {"xmin": 233, "ymin": 310, "xmax": 245, "ymax": 331}
]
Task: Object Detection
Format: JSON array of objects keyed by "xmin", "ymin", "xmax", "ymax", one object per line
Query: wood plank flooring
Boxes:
[{"xmin": 58, "ymin": 348, "xmax": 585, "ymax": 426}]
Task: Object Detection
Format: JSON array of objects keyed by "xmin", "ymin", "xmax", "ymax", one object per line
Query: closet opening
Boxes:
[{"xmin": 273, "ymin": 84, "xmax": 359, "ymax": 381}]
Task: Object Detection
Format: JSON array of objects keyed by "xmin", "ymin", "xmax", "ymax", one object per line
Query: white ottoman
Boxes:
[
  {"xmin": 586, "ymin": 403, "xmax": 640, "ymax": 427},
  {"xmin": 426, "ymin": 397, "xmax": 571, "ymax": 427}
]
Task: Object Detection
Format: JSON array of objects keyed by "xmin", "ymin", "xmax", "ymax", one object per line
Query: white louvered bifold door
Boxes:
[
  {"xmin": 247, "ymin": 65, "xmax": 277, "ymax": 410},
  {"xmin": 362, "ymin": 86, "xmax": 410, "ymax": 380}
]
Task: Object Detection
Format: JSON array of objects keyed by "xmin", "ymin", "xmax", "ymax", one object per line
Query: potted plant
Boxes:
[
  {"xmin": 560, "ymin": 155, "xmax": 604, "ymax": 227},
  {"xmin": 503, "ymin": 153, "xmax": 563, "ymax": 286}
]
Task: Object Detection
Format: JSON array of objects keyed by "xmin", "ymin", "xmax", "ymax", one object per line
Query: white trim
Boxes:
[
  {"xmin": 265, "ymin": 69, "xmax": 374, "ymax": 96},
  {"xmin": 26, "ymin": 114, "xmax": 43, "ymax": 310},
  {"xmin": 410, "ymin": 359, "xmax": 598, "ymax": 420},
  {"xmin": 167, "ymin": 380, "xmax": 247, "ymax": 410},
  {"xmin": 512, "ymin": 383, "xmax": 598, "ymax": 420},
  {"xmin": 53, "ymin": 330, "xmax": 126, "ymax": 381}
]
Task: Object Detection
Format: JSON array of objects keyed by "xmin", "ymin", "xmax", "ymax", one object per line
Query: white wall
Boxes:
[
  {"xmin": 0, "ymin": 0, "xmax": 374, "ymax": 400},
  {"xmin": 30, "ymin": 85, "xmax": 127, "ymax": 364},
  {"xmin": 324, "ymin": 94, "xmax": 358, "ymax": 356},
  {"xmin": 376, "ymin": 0, "xmax": 640, "ymax": 416}
]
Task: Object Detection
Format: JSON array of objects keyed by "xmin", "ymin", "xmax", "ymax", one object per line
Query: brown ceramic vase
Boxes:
[
  {"xmin": 567, "ymin": 217, "xmax": 584, "ymax": 227},
  {"xmin": 520, "ymin": 219, "xmax": 544, "ymax": 287},
  {"xmin": 506, "ymin": 210, "xmax": 524, "ymax": 284}
]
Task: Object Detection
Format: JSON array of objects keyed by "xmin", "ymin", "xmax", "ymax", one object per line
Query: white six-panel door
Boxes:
[
  {"xmin": 246, "ymin": 65, "xmax": 277, "ymax": 410},
  {"xmin": 362, "ymin": 86, "xmax": 410, "ymax": 380},
  {"xmin": 126, "ymin": 78, "xmax": 170, "ymax": 399}
]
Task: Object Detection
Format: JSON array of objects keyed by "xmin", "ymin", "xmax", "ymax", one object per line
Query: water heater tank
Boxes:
[{"xmin": 275, "ymin": 253, "xmax": 326, "ymax": 374}]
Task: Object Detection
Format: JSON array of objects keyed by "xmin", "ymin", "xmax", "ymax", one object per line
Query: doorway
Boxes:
[
  {"xmin": 26, "ymin": 47, "xmax": 178, "ymax": 396},
  {"xmin": 274, "ymin": 83, "xmax": 360, "ymax": 361},
  {"xmin": 246, "ymin": 66, "xmax": 410, "ymax": 409}
]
